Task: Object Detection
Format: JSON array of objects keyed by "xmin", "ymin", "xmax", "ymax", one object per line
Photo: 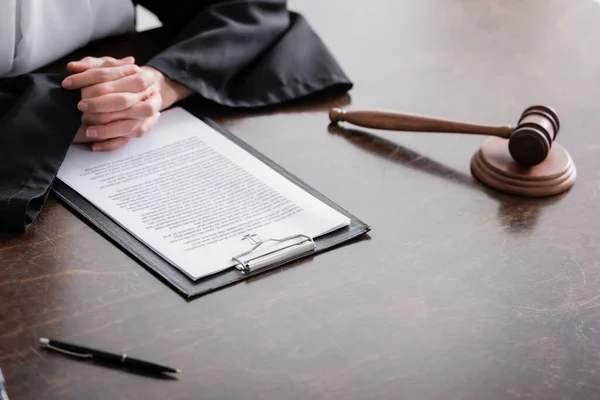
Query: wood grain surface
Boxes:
[{"xmin": 3, "ymin": 1, "xmax": 600, "ymax": 399}]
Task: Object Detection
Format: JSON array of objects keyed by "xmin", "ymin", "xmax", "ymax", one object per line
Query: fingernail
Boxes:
[
  {"xmin": 62, "ymin": 78, "xmax": 72, "ymax": 88},
  {"xmin": 78, "ymin": 102, "xmax": 87, "ymax": 111},
  {"xmin": 87, "ymin": 128, "xmax": 97, "ymax": 137}
]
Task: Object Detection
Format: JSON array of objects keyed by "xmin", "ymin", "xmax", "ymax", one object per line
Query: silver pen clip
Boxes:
[{"xmin": 39, "ymin": 338, "xmax": 93, "ymax": 359}]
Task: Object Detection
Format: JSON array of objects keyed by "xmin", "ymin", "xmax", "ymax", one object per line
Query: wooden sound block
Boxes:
[{"xmin": 470, "ymin": 137, "xmax": 576, "ymax": 197}]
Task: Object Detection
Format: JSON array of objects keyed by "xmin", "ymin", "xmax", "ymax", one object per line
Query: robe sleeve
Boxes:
[
  {"xmin": 136, "ymin": 0, "xmax": 353, "ymax": 107},
  {"xmin": 0, "ymin": 74, "xmax": 81, "ymax": 232}
]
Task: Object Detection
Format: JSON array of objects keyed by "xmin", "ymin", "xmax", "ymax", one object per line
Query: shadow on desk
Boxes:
[{"xmin": 327, "ymin": 125, "xmax": 567, "ymax": 234}]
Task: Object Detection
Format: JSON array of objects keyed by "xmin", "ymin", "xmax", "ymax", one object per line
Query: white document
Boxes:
[{"xmin": 57, "ymin": 107, "xmax": 350, "ymax": 280}]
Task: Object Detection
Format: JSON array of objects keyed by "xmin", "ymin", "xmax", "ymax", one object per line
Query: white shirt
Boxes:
[{"xmin": 0, "ymin": 0, "xmax": 136, "ymax": 77}]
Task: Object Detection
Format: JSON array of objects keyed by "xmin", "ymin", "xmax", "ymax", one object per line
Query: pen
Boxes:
[
  {"xmin": 39, "ymin": 338, "xmax": 181, "ymax": 375},
  {"xmin": 0, "ymin": 366, "xmax": 9, "ymax": 400}
]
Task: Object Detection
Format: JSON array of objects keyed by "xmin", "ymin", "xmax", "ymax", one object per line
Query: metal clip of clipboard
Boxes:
[{"xmin": 232, "ymin": 234, "xmax": 316, "ymax": 274}]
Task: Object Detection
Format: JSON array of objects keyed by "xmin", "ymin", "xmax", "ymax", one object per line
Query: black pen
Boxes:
[{"xmin": 40, "ymin": 338, "xmax": 181, "ymax": 375}]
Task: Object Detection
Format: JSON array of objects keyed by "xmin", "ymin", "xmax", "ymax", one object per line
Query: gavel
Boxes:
[{"xmin": 329, "ymin": 105, "xmax": 560, "ymax": 168}]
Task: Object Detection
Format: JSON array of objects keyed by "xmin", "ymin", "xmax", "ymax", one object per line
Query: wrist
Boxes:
[{"xmin": 141, "ymin": 66, "xmax": 193, "ymax": 110}]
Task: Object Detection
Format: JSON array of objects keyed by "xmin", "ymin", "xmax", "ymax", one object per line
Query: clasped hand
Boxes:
[{"xmin": 62, "ymin": 56, "xmax": 163, "ymax": 151}]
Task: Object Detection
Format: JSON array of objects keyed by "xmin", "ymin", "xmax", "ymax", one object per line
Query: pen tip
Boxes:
[
  {"xmin": 39, "ymin": 338, "xmax": 49, "ymax": 346},
  {"xmin": 175, "ymin": 369, "xmax": 182, "ymax": 374}
]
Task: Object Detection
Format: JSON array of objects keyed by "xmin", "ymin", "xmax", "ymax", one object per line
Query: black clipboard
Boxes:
[{"xmin": 51, "ymin": 106, "xmax": 370, "ymax": 299}]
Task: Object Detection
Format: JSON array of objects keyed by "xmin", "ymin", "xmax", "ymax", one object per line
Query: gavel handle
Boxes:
[{"xmin": 329, "ymin": 108, "xmax": 514, "ymax": 139}]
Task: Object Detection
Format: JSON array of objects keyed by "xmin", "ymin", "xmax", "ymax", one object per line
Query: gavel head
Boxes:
[{"xmin": 508, "ymin": 105, "xmax": 560, "ymax": 167}]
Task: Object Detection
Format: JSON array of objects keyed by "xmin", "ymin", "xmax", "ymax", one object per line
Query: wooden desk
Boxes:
[{"xmin": 2, "ymin": 1, "xmax": 600, "ymax": 398}]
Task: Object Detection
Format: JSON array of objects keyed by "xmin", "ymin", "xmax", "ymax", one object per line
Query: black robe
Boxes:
[{"xmin": 0, "ymin": 0, "xmax": 352, "ymax": 232}]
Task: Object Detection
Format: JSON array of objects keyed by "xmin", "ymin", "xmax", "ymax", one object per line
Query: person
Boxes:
[{"xmin": 0, "ymin": 0, "xmax": 353, "ymax": 232}]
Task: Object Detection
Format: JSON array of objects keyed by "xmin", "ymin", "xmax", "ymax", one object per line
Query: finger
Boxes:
[
  {"xmin": 63, "ymin": 63, "xmax": 140, "ymax": 89},
  {"xmin": 81, "ymin": 91, "xmax": 162, "ymax": 125},
  {"xmin": 71, "ymin": 125, "xmax": 89, "ymax": 143},
  {"xmin": 128, "ymin": 112, "xmax": 160, "ymax": 138},
  {"xmin": 81, "ymin": 69, "xmax": 156, "ymax": 98},
  {"xmin": 66, "ymin": 57, "xmax": 133, "ymax": 75},
  {"xmin": 78, "ymin": 88, "xmax": 150, "ymax": 113},
  {"xmin": 85, "ymin": 119, "xmax": 141, "ymax": 140},
  {"xmin": 72, "ymin": 124, "xmax": 108, "ymax": 144},
  {"xmin": 67, "ymin": 56, "xmax": 135, "ymax": 73},
  {"xmin": 90, "ymin": 137, "xmax": 132, "ymax": 152}
]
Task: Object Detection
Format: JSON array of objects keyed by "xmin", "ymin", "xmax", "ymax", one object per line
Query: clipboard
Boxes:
[{"xmin": 51, "ymin": 106, "xmax": 370, "ymax": 299}]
